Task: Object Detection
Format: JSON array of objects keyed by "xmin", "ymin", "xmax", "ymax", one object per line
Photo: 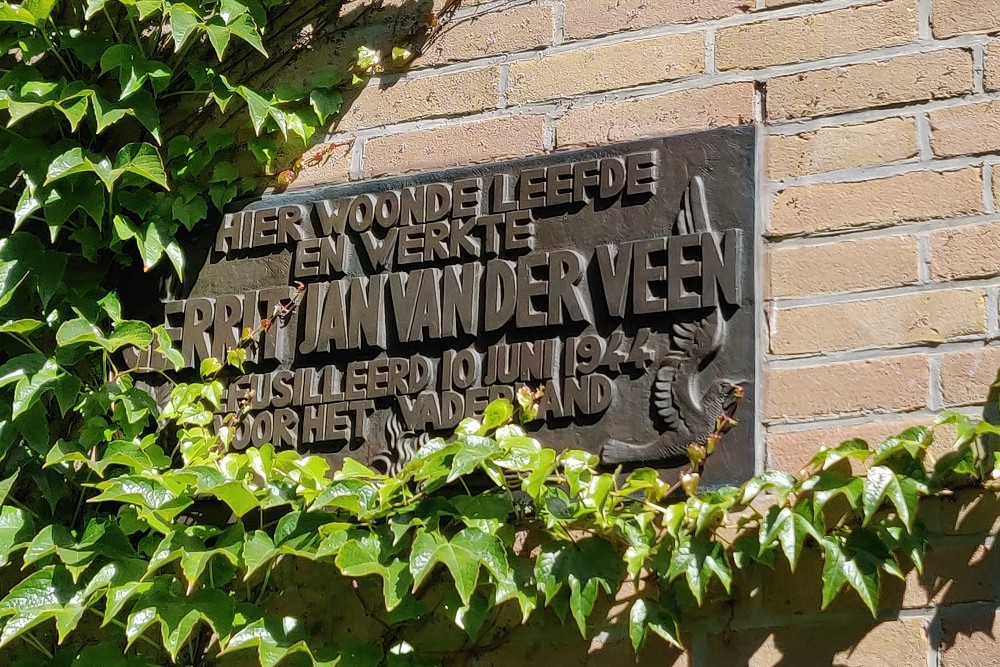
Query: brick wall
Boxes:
[{"xmin": 292, "ymin": 0, "xmax": 1000, "ymax": 662}]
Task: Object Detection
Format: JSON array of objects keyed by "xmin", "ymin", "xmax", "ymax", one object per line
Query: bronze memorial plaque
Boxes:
[{"xmin": 129, "ymin": 126, "xmax": 758, "ymax": 486}]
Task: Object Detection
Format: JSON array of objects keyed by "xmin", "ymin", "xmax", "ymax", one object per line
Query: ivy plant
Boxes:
[{"xmin": 1, "ymin": 0, "xmax": 999, "ymax": 664}]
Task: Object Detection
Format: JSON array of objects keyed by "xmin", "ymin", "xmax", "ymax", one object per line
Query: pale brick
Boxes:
[
  {"xmin": 507, "ymin": 33, "xmax": 704, "ymax": 104},
  {"xmin": 336, "ymin": 68, "xmax": 500, "ymax": 131},
  {"xmin": 718, "ymin": 0, "xmax": 917, "ymax": 71},
  {"xmin": 987, "ymin": 40, "xmax": 1000, "ymax": 91},
  {"xmin": 930, "ymin": 101, "xmax": 1000, "ymax": 157},
  {"xmin": 769, "ymin": 167, "xmax": 983, "ymax": 238},
  {"xmin": 563, "ymin": 0, "xmax": 748, "ymax": 40},
  {"xmin": 931, "ymin": 222, "xmax": 1000, "ymax": 281},
  {"xmin": 707, "ymin": 619, "xmax": 928, "ymax": 665},
  {"xmin": 995, "ymin": 164, "xmax": 1000, "ymax": 206},
  {"xmin": 768, "ymin": 235, "xmax": 919, "ymax": 298},
  {"xmin": 770, "ymin": 289, "xmax": 986, "ymax": 355},
  {"xmin": 931, "ymin": 0, "xmax": 1000, "ymax": 37},
  {"xmin": 765, "ymin": 355, "xmax": 928, "ymax": 420},
  {"xmin": 415, "ymin": 4, "xmax": 553, "ymax": 67},
  {"xmin": 283, "ymin": 141, "xmax": 353, "ymax": 190},
  {"xmin": 360, "ymin": 115, "xmax": 545, "ymax": 178},
  {"xmin": 767, "ymin": 118, "xmax": 918, "ymax": 179},
  {"xmin": 766, "ymin": 49, "xmax": 974, "ymax": 120},
  {"xmin": 768, "ymin": 416, "xmax": 934, "ymax": 472},
  {"xmin": 939, "ymin": 346, "xmax": 1000, "ymax": 406},
  {"xmin": 937, "ymin": 489, "xmax": 1000, "ymax": 535},
  {"xmin": 762, "ymin": 0, "xmax": 824, "ymax": 7},
  {"xmin": 556, "ymin": 82, "xmax": 754, "ymax": 148},
  {"xmin": 755, "ymin": 538, "xmax": 994, "ymax": 614},
  {"xmin": 941, "ymin": 609, "xmax": 1000, "ymax": 666}
]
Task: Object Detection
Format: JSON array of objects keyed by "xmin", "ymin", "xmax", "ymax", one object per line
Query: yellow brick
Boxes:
[
  {"xmin": 942, "ymin": 610, "xmax": 1000, "ymax": 666},
  {"xmin": 930, "ymin": 101, "xmax": 1000, "ymax": 157},
  {"xmin": 507, "ymin": 33, "xmax": 704, "ymax": 104},
  {"xmin": 562, "ymin": 0, "xmax": 748, "ymax": 40},
  {"xmin": 987, "ymin": 40, "xmax": 1000, "ymax": 91},
  {"xmin": 556, "ymin": 82, "xmax": 754, "ymax": 148},
  {"xmin": 939, "ymin": 346, "xmax": 1000, "ymax": 407},
  {"xmin": 766, "ymin": 49, "xmax": 974, "ymax": 120},
  {"xmin": 768, "ymin": 416, "xmax": 934, "ymax": 472},
  {"xmin": 931, "ymin": 222, "xmax": 1000, "ymax": 281},
  {"xmin": 767, "ymin": 117, "xmax": 918, "ymax": 179},
  {"xmin": 708, "ymin": 610, "xmax": 929, "ymax": 663},
  {"xmin": 283, "ymin": 141, "xmax": 353, "ymax": 190},
  {"xmin": 336, "ymin": 68, "xmax": 500, "ymax": 131},
  {"xmin": 765, "ymin": 355, "xmax": 928, "ymax": 420},
  {"xmin": 768, "ymin": 235, "xmax": 919, "ymax": 298},
  {"xmin": 762, "ymin": 0, "xmax": 825, "ymax": 6},
  {"xmin": 718, "ymin": 0, "xmax": 917, "ymax": 71},
  {"xmin": 414, "ymin": 4, "xmax": 553, "ymax": 67},
  {"xmin": 769, "ymin": 167, "xmax": 982, "ymax": 238},
  {"xmin": 995, "ymin": 165, "xmax": 1000, "ymax": 207},
  {"xmin": 770, "ymin": 289, "xmax": 986, "ymax": 355},
  {"xmin": 931, "ymin": 0, "xmax": 1000, "ymax": 37},
  {"xmin": 360, "ymin": 115, "xmax": 545, "ymax": 178}
]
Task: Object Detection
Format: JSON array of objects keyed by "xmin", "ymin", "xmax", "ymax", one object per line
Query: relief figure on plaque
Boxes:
[{"xmin": 601, "ymin": 176, "xmax": 746, "ymax": 465}]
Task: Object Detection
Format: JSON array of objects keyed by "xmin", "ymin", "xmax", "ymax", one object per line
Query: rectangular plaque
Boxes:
[{"xmin": 129, "ymin": 126, "xmax": 758, "ymax": 486}]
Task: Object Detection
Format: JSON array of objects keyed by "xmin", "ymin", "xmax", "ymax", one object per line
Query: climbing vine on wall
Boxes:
[{"xmin": 0, "ymin": 0, "xmax": 999, "ymax": 664}]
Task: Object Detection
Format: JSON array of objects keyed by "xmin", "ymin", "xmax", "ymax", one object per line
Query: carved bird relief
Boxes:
[{"xmin": 601, "ymin": 177, "xmax": 744, "ymax": 466}]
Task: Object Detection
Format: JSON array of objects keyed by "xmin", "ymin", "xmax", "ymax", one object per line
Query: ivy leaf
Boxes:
[
  {"xmin": 0, "ymin": 506, "xmax": 34, "ymax": 567},
  {"xmin": 84, "ymin": 0, "xmax": 106, "ymax": 19},
  {"xmin": 113, "ymin": 143, "xmax": 169, "ymax": 189},
  {"xmin": 629, "ymin": 598, "xmax": 681, "ymax": 652},
  {"xmin": 800, "ymin": 470, "xmax": 864, "ymax": 514},
  {"xmin": 126, "ymin": 583, "xmax": 234, "ymax": 658},
  {"xmin": 228, "ymin": 14, "xmax": 267, "ymax": 56},
  {"xmin": 668, "ymin": 534, "xmax": 732, "ymax": 606},
  {"xmin": 759, "ymin": 501, "xmax": 821, "ymax": 572},
  {"xmin": 168, "ymin": 4, "xmax": 201, "ymax": 52},
  {"xmin": 45, "ymin": 147, "xmax": 114, "ymax": 191},
  {"xmin": 309, "ymin": 88, "xmax": 342, "ymax": 122},
  {"xmin": 222, "ymin": 616, "xmax": 314, "ymax": 667},
  {"xmin": 535, "ymin": 538, "xmax": 622, "ymax": 636},
  {"xmin": 481, "ymin": 399, "xmax": 514, "ymax": 433},
  {"xmin": 862, "ymin": 466, "xmax": 925, "ymax": 531},
  {"xmin": 873, "ymin": 427, "xmax": 933, "ymax": 466},
  {"xmin": 0, "ymin": 469, "xmax": 17, "ymax": 506},
  {"xmin": 204, "ymin": 22, "xmax": 232, "ymax": 60},
  {"xmin": 237, "ymin": 86, "xmax": 271, "ymax": 135},
  {"xmin": 448, "ymin": 435, "xmax": 499, "ymax": 482},
  {"xmin": 808, "ymin": 438, "xmax": 871, "ymax": 471},
  {"xmin": 740, "ymin": 470, "xmax": 798, "ymax": 504},
  {"xmin": 410, "ymin": 528, "xmax": 510, "ymax": 605},
  {"xmin": 0, "ymin": 566, "xmax": 85, "ymax": 647},
  {"xmin": 820, "ymin": 532, "xmax": 885, "ymax": 616},
  {"xmin": 12, "ymin": 356, "xmax": 60, "ymax": 418},
  {"xmin": 336, "ymin": 533, "xmax": 411, "ymax": 611}
]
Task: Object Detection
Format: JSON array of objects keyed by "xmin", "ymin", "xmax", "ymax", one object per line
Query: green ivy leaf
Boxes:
[
  {"xmin": 45, "ymin": 147, "xmax": 114, "ymax": 191},
  {"xmin": 221, "ymin": 616, "xmax": 314, "ymax": 667},
  {"xmin": 168, "ymin": 4, "xmax": 201, "ymax": 51},
  {"xmin": 0, "ymin": 566, "xmax": 85, "ymax": 647},
  {"xmin": 628, "ymin": 598, "xmax": 681, "ymax": 652},
  {"xmin": 113, "ymin": 143, "xmax": 169, "ymax": 189},
  {"xmin": 0, "ymin": 506, "xmax": 34, "ymax": 567},
  {"xmin": 336, "ymin": 533, "xmax": 411, "ymax": 611},
  {"xmin": 126, "ymin": 582, "xmax": 234, "ymax": 658},
  {"xmin": 535, "ymin": 538, "xmax": 622, "ymax": 636}
]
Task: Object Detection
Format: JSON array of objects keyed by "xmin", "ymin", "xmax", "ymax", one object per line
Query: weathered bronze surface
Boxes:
[{"xmin": 130, "ymin": 126, "xmax": 758, "ymax": 486}]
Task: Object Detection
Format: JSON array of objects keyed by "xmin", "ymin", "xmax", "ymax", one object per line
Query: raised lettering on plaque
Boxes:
[{"xmin": 127, "ymin": 127, "xmax": 757, "ymax": 486}]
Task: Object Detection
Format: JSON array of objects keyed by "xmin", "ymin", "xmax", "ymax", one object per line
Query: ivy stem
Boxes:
[
  {"xmin": 89, "ymin": 609, "xmax": 161, "ymax": 650},
  {"xmin": 22, "ymin": 632, "xmax": 52, "ymax": 659}
]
